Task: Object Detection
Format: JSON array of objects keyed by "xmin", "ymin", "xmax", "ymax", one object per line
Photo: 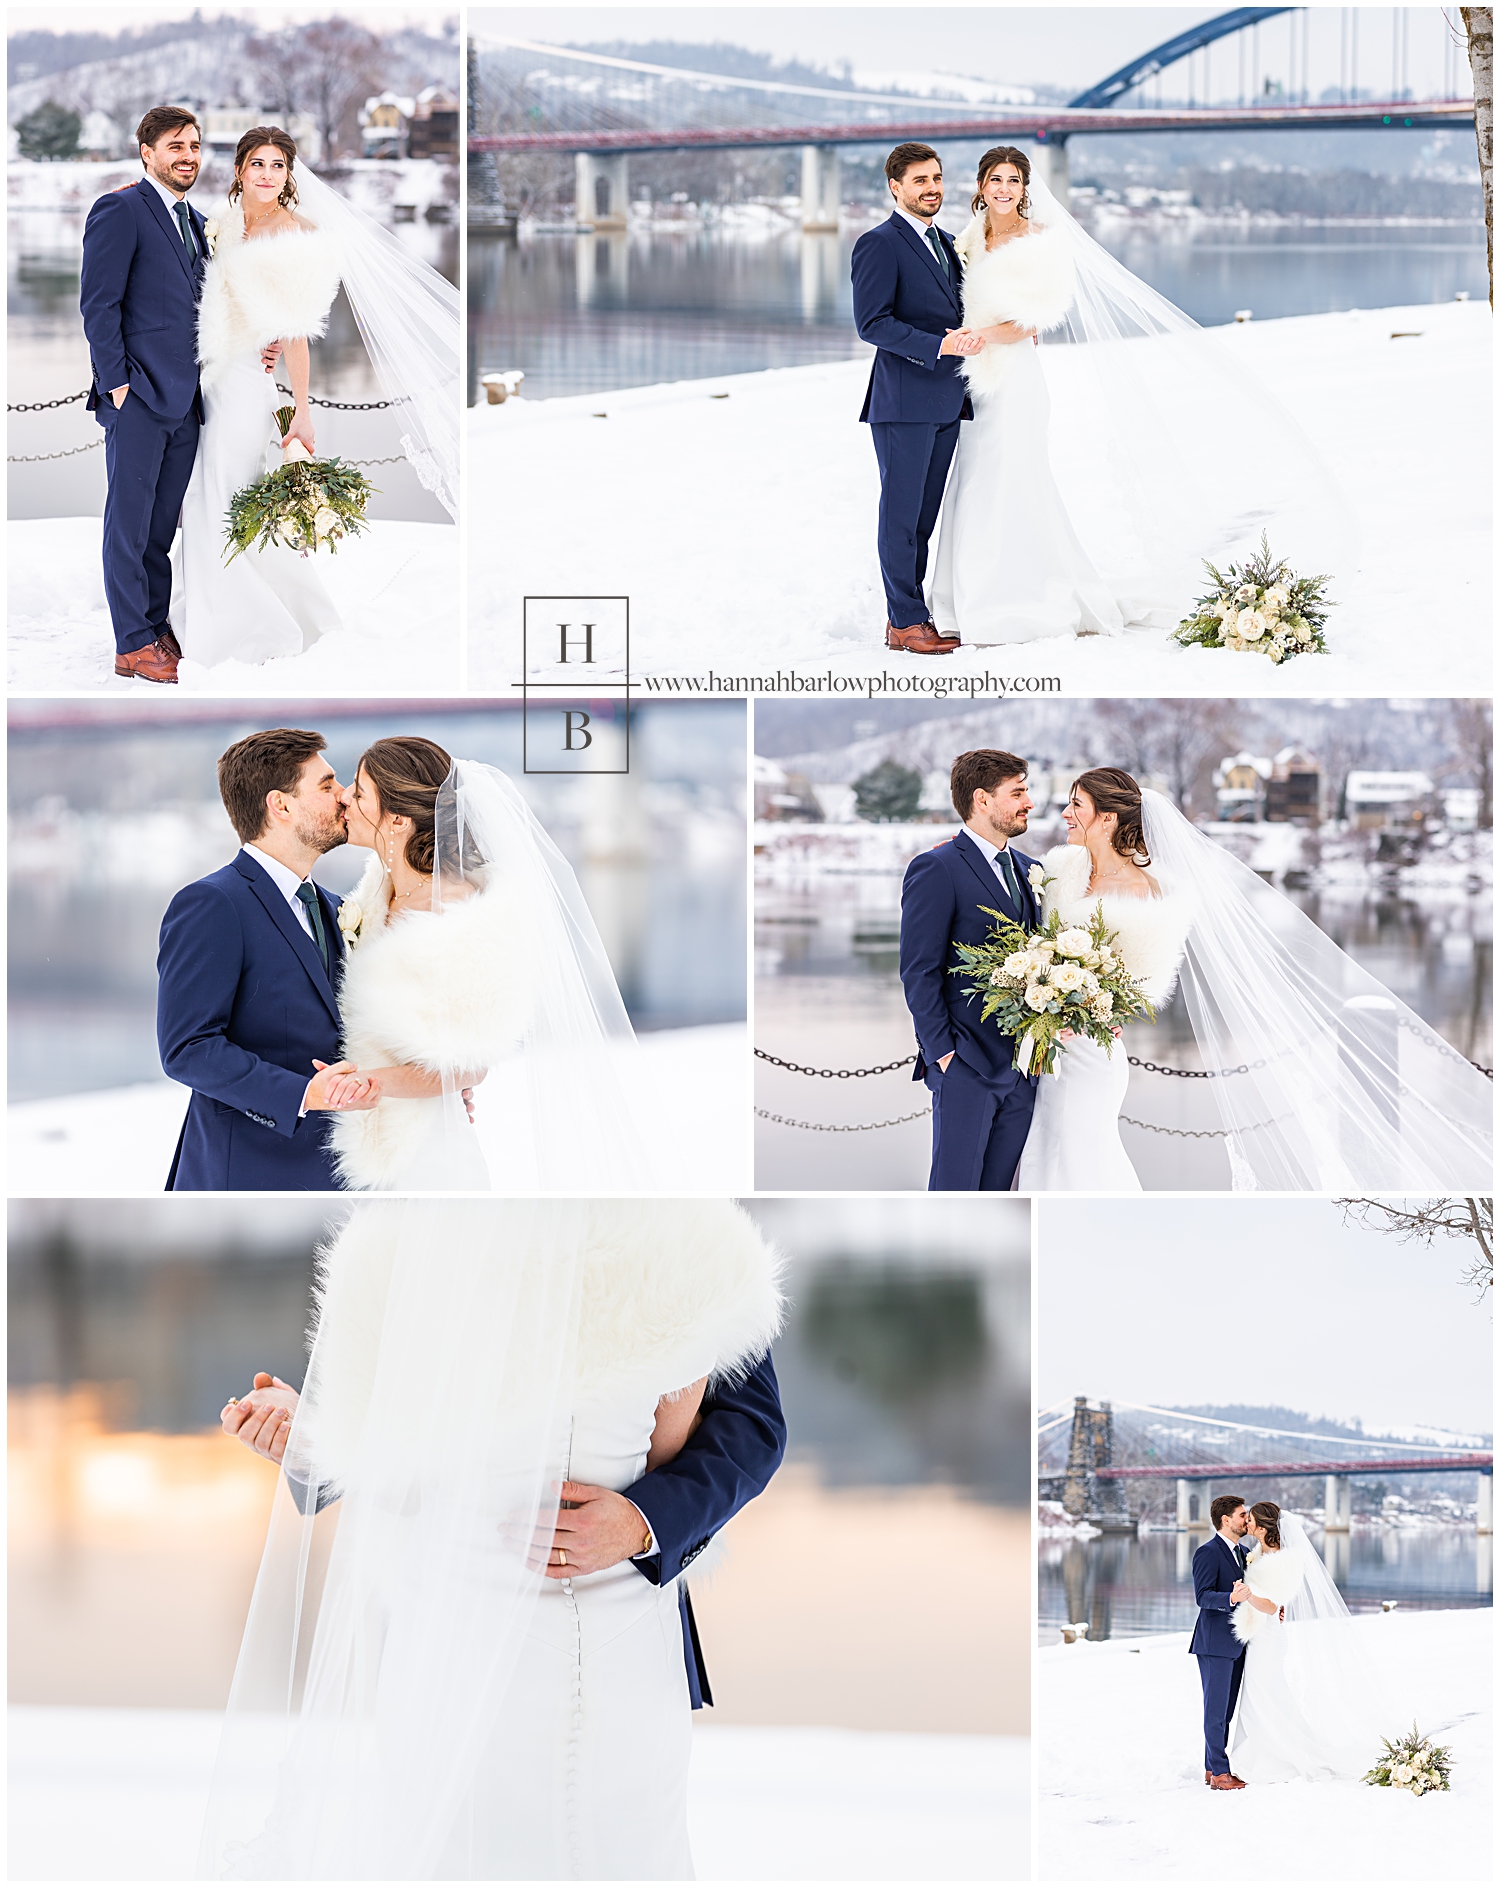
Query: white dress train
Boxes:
[
  {"xmin": 1015, "ymin": 844, "xmax": 1192, "ymax": 1191},
  {"xmin": 171, "ymin": 209, "xmax": 344, "ymax": 666},
  {"xmin": 929, "ymin": 222, "xmax": 1125, "ymax": 643}
]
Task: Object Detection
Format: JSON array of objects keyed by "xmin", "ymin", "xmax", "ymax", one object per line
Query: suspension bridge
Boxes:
[
  {"xmin": 1040, "ymin": 1396, "xmax": 1493, "ymax": 1535},
  {"xmin": 470, "ymin": 8, "xmax": 1476, "ymax": 229}
]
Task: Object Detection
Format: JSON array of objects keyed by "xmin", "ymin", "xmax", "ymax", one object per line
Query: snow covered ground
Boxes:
[
  {"xmin": 470, "ymin": 302, "xmax": 1490, "ymax": 695},
  {"xmin": 1038, "ymin": 1608, "xmax": 1491, "ymax": 1880},
  {"xmin": 6, "ymin": 1708, "xmax": 1024, "ymax": 1881},
  {"xmin": 7, "ymin": 1023, "xmax": 750, "ymax": 1195},
  {"xmin": 7, "ymin": 517, "xmax": 460, "ymax": 693}
]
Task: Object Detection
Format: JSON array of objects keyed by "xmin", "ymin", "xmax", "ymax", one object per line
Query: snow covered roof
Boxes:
[
  {"xmin": 753, "ymin": 754, "xmax": 789, "ymax": 786},
  {"xmin": 1346, "ymin": 770, "xmax": 1436, "ymax": 803}
]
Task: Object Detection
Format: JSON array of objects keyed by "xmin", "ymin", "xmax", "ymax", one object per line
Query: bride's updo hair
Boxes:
[
  {"xmin": 972, "ymin": 145, "xmax": 1031, "ymax": 218},
  {"xmin": 1250, "ymin": 1500, "xmax": 1282, "ymax": 1549},
  {"xmin": 357, "ymin": 736, "xmax": 484, "ymax": 880},
  {"xmin": 1070, "ymin": 767, "xmax": 1151, "ymax": 866},
  {"xmin": 229, "ymin": 125, "xmax": 299, "ymax": 208}
]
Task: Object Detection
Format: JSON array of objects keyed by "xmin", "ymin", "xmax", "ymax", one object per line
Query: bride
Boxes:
[
  {"xmin": 318, "ymin": 735, "xmax": 656, "ymax": 1191},
  {"xmin": 173, "ymin": 125, "xmax": 458, "ymax": 668},
  {"xmin": 199, "ymin": 1197, "xmax": 786, "ymax": 1878},
  {"xmin": 1014, "ymin": 767, "xmax": 1492, "ymax": 1191},
  {"xmin": 929, "ymin": 146, "xmax": 1350, "ymax": 645},
  {"xmin": 1229, "ymin": 1502, "xmax": 1384, "ymax": 1782}
]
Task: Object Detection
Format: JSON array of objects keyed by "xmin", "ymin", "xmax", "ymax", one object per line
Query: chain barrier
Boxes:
[
  {"xmin": 8, "ymin": 440, "xmax": 103, "ymax": 463},
  {"xmin": 753, "ymin": 1048, "xmax": 916, "ymax": 1079},
  {"xmin": 11, "ymin": 383, "xmax": 399, "ymax": 414},
  {"xmin": 7, "ymin": 390, "xmax": 89, "ymax": 412},
  {"xmin": 1395, "ymin": 1014, "xmax": 1492, "ymax": 1077},
  {"xmin": 1127, "ymin": 1055, "xmax": 1268, "ymax": 1079},
  {"xmin": 755, "ymin": 1106, "xmax": 931, "ymax": 1133}
]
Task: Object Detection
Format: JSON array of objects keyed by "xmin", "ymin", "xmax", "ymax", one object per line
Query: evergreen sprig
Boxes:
[{"xmin": 1173, "ymin": 532, "xmax": 1332, "ymax": 663}]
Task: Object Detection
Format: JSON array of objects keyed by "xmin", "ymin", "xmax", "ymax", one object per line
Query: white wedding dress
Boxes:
[
  {"xmin": 1015, "ymin": 843, "xmax": 1192, "ymax": 1191},
  {"xmin": 930, "ymin": 223, "xmax": 1124, "ymax": 642},
  {"xmin": 172, "ymin": 204, "xmax": 345, "ymax": 665},
  {"xmin": 1228, "ymin": 1520, "xmax": 1381, "ymax": 1783},
  {"xmin": 198, "ymin": 1199, "xmax": 786, "ymax": 1880}
]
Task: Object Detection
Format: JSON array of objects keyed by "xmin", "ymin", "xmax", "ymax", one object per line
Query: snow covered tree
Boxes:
[
  {"xmin": 249, "ymin": 18, "xmax": 386, "ymax": 161},
  {"xmin": 1462, "ymin": 9, "xmax": 1492, "ymax": 304},
  {"xmin": 1337, "ymin": 1196, "xmax": 1493, "ymax": 1300},
  {"xmin": 16, "ymin": 100, "xmax": 82, "ymax": 162},
  {"xmin": 852, "ymin": 758, "xmax": 923, "ymax": 824}
]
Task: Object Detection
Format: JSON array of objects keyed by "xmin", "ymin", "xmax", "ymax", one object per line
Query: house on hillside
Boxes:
[
  {"xmin": 361, "ymin": 92, "xmax": 415, "ymax": 159},
  {"xmin": 202, "ymin": 110, "xmax": 321, "ymax": 164},
  {"xmin": 1344, "ymin": 770, "xmax": 1437, "ymax": 831},
  {"xmin": 753, "ymin": 756, "xmax": 822, "ymax": 823},
  {"xmin": 1214, "ymin": 752, "xmax": 1270, "ymax": 822},
  {"xmin": 1265, "ymin": 746, "xmax": 1323, "ymax": 825},
  {"xmin": 409, "ymin": 85, "xmax": 459, "ymax": 160}
]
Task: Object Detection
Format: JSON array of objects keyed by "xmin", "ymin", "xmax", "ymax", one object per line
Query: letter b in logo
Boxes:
[{"xmin": 563, "ymin": 711, "xmax": 592, "ymax": 750}]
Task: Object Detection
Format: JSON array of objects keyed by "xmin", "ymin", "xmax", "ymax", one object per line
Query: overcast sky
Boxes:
[{"xmin": 1038, "ymin": 1197, "xmax": 1493, "ymax": 1436}]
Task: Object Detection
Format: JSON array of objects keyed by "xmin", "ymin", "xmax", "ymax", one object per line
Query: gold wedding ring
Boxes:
[{"xmin": 559, "ymin": 1549, "xmax": 567, "ymax": 1566}]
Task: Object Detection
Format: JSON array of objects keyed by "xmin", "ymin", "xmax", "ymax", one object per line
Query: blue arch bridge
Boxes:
[
  {"xmin": 1040, "ymin": 1396, "xmax": 1493, "ymax": 1537},
  {"xmin": 469, "ymin": 8, "xmax": 1476, "ymax": 229}
]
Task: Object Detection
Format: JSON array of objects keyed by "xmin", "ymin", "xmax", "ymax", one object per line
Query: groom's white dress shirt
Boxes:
[
  {"xmin": 894, "ymin": 204, "xmax": 942, "ymax": 244},
  {"xmin": 243, "ymin": 845, "xmax": 317, "ymax": 940},
  {"xmin": 145, "ymin": 172, "xmax": 197, "ymax": 237},
  {"xmin": 963, "ymin": 824, "xmax": 1024, "ymax": 898}
]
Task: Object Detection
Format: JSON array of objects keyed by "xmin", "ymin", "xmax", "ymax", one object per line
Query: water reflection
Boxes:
[
  {"xmin": 1039, "ymin": 1528, "xmax": 1493, "ymax": 1645},
  {"xmin": 472, "ymin": 223, "xmax": 1486, "ymax": 402}
]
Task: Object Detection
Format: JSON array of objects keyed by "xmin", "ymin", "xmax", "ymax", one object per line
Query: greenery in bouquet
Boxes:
[
  {"xmin": 949, "ymin": 900, "xmax": 1155, "ymax": 1078},
  {"xmin": 1172, "ymin": 532, "xmax": 1331, "ymax": 662},
  {"xmin": 224, "ymin": 405, "xmax": 375, "ymax": 563},
  {"xmin": 1362, "ymin": 1724, "xmax": 1453, "ymax": 1795}
]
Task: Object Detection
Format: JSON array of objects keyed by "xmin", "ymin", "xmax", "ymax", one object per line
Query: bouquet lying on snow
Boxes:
[
  {"xmin": 1172, "ymin": 533, "xmax": 1331, "ymax": 662},
  {"xmin": 224, "ymin": 406, "xmax": 375, "ymax": 562},
  {"xmin": 1362, "ymin": 1724, "xmax": 1454, "ymax": 1795},
  {"xmin": 948, "ymin": 897, "xmax": 1156, "ymax": 1078}
]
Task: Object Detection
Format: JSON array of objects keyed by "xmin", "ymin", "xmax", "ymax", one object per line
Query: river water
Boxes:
[
  {"xmin": 1040, "ymin": 1527, "xmax": 1493, "ymax": 1644},
  {"xmin": 472, "ymin": 220, "xmax": 1487, "ymax": 402},
  {"xmin": 754, "ymin": 861, "xmax": 1491, "ymax": 1192},
  {"xmin": 7, "ymin": 199, "xmax": 457, "ymax": 522}
]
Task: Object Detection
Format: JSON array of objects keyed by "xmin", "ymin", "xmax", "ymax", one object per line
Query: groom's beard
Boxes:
[{"xmin": 295, "ymin": 812, "xmax": 349, "ymax": 856}]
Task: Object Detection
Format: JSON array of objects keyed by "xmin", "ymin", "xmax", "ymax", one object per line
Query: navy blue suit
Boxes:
[
  {"xmin": 850, "ymin": 212, "xmax": 973, "ymax": 628},
  {"xmin": 80, "ymin": 177, "xmax": 207, "ymax": 655},
  {"xmin": 157, "ymin": 851, "xmax": 346, "ymax": 1192},
  {"xmin": 900, "ymin": 828, "xmax": 1040, "ymax": 1191},
  {"xmin": 1190, "ymin": 1532, "xmax": 1250, "ymax": 1775},
  {"xmin": 625, "ymin": 1352, "xmax": 786, "ymax": 1707},
  {"xmin": 289, "ymin": 1352, "xmax": 787, "ymax": 1712}
]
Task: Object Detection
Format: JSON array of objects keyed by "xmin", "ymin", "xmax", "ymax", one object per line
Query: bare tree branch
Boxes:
[{"xmin": 1336, "ymin": 1196, "xmax": 1493, "ymax": 1300}]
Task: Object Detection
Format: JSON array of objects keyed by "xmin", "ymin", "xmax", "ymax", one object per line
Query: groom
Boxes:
[
  {"xmin": 899, "ymin": 750, "xmax": 1041, "ymax": 1191},
  {"xmin": 156, "ymin": 728, "xmax": 371, "ymax": 1191},
  {"xmin": 80, "ymin": 106, "xmax": 209, "ymax": 686},
  {"xmin": 1190, "ymin": 1494, "xmax": 1253, "ymax": 1790},
  {"xmin": 851, "ymin": 143, "xmax": 981, "ymax": 656},
  {"xmin": 225, "ymin": 1353, "xmax": 788, "ymax": 1710}
]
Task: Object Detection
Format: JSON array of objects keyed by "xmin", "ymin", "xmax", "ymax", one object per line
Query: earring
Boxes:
[{"xmin": 385, "ymin": 830, "xmax": 395, "ymax": 872}]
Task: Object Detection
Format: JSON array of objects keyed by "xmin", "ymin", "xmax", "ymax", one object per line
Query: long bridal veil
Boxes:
[
  {"xmin": 427, "ymin": 759, "xmax": 659, "ymax": 1190},
  {"xmin": 1014, "ymin": 169, "xmax": 1356, "ymax": 610},
  {"xmin": 293, "ymin": 166, "xmax": 459, "ymax": 519},
  {"xmin": 1141, "ymin": 789, "xmax": 1492, "ymax": 1189},
  {"xmin": 196, "ymin": 1201, "xmax": 585, "ymax": 1879}
]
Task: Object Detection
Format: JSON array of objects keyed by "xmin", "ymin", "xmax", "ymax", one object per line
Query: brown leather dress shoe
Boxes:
[
  {"xmin": 156, "ymin": 625, "xmax": 183, "ymax": 660},
  {"xmin": 1207, "ymin": 1772, "xmax": 1246, "ymax": 1790},
  {"xmin": 114, "ymin": 637, "xmax": 180, "ymax": 684},
  {"xmin": 886, "ymin": 621, "xmax": 961, "ymax": 655}
]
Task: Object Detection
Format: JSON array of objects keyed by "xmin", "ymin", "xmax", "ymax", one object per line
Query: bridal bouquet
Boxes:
[
  {"xmin": 224, "ymin": 406, "xmax": 375, "ymax": 562},
  {"xmin": 949, "ymin": 900, "xmax": 1155, "ymax": 1078},
  {"xmin": 1362, "ymin": 1725, "xmax": 1453, "ymax": 1796},
  {"xmin": 1172, "ymin": 533, "xmax": 1331, "ymax": 663}
]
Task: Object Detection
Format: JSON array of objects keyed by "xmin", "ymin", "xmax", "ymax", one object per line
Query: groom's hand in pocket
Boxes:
[
  {"xmin": 110, "ymin": 386, "xmax": 128, "ymax": 409},
  {"xmin": 938, "ymin": 1053, "xmax": 955, "ymax": 1072}
]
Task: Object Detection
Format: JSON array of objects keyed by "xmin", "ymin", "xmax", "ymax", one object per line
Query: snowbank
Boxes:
[
  {"xmin": 1038, "ymin": 1608, "xmax": 1491, "ymax": 1880},
  {"xmin": 6, "ymin": 1707, "xmax": 1025, "ymax": 1881},
  {"xmin": 7, "ymin": 1024, "xmax": 750, "ymax": 1195},
  {"xmin": 7, "ymin": 517, "xmax": 459, "ymax": 693},
  {"xmin": 469, "ymin": 302, "xmax": 1490, "ymax": 694}
]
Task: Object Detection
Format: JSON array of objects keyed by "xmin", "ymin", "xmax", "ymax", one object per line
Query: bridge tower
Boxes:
[
  {"xmin": 1324, "ymin": 1473, "xmax": 1353, "ymax": 1533},
  {"xmin": 1062, "ymin": 1396, "xmax": 1093, "ymax": 1517},
  {"xmin": 799, "ymin": 145, "xmax": 841, "ymax": 232},
  {"xmin": 1061, "ymin": 1396, "xmax": 1134, "ymax": 1530},
  {"xmin": 1029, "ymin": 136, "xmax": 1070, "ymax": 206},
  {"xmin": 577, "ymin": 153, "xmax": 630, "ymax": 230},
  {"xmin": 1479, "ymin": 1468, "xmax": 1492, "ymax": 1537}
]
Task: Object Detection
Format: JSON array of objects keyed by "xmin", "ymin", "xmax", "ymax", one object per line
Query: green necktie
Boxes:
[
  {"xmin": 925, "ymin": 225, "xmax": 950, "ymax": 277},
  {"xmin": 295, "ymin": 882, "xmax": 330, "ymax": 976},
  {"xmin": 996, "ymin": 847, "xmax": 1021, "ymax": 912},
  {"xmin": 173, "ymin": 199, "xmax": 197, "ymax": 256}
]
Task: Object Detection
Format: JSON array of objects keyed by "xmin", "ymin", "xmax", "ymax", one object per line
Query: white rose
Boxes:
[
  {"xmin": 203, "ymin": 217, "xmax": 220, "ymax": 255},
  {"xmin": 337, "ymin": 898, "xmax": 363, "ymax": 950},
  {"xmin": 1090, "ymin": 991, "xmax": 1114, "ymax": 1020},
  {"xmin": 1083, "ymin": 950, "xmax": 1101, "ymax": 968},
  {"xmin": 1002, "ymin": 952, "xmax": 1032, "ymax": 979},
  {"xmin": 1294, "ymin": 622, "xmax": 1312, "ymax": 644},
  {"xmin": 1239, "ymin": 611, "xmax": 1266, "ymax": 640},
  {"xmin": 1235, "ymin": 583, "xmax": 1255, "ymax": 602},
  {"xmin": 1267, "ymin": 644, "xmax": 1283, "ymax": 663},
  {"xmin": 1391, "ymin": 1764, "xmax": 1412, "ymax": 1784},
  {"xmin": 1049, "ymin": 962, "xmax": 1086, "ymax": 993},
  {"xmin": 1266, "ymin": 583, "xmax": 1290, "ymax": 607},
  {"xmin": 1024, "ymin": 984, "xmax": 1052, "ymax": 1012},
  {"xmin": 1028, "ymin": 863, "xmax": 1046, "ymax": 889},
  {"xmin": 1221, "ymin": 605, "xmax": 1239, "ymax": 632},
  {"xmin": 1031, "ymin": 941, "xmax": 1056, "ymax": 963},
  {"xmin": 1054, "ymin": 927, "xmax": 1092, "ymax": 959},
  {"xmin": 1078, "ymin": 968, "xmax": 1099, "ymax": 994}
]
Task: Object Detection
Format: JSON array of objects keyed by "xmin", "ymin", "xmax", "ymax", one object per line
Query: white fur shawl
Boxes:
[
  {"xmin": 296, "ymin": 1200, "xmax": 786, "ymax": 1478},
  {"xmin": 1231, "ymin": 1543, "xmax": 1304, "ymax": 1643},
  {"xmin": 328, "ymin": 856, "xmax": 542, "ymax": 1190},
  {"xmin": 949, "ymin": 219, "xmax": 1075, "ymax": 396},
  {"xmin": 1040, "ymin": 843, "xmax": 1193, "ymax": 1006},
  {"xmin": 196, "ymin": 205, "xmax": 341, "ymax": 391}
]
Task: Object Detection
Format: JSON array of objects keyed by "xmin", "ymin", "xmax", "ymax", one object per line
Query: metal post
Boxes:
[{"xmin": 1479, "ymin": 1469, "xmax": 1493, "ymax": 1536}]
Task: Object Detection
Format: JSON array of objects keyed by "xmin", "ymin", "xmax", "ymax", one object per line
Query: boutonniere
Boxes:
[
  {"xmin": 203, "ymin": 217, "xmax": 219, "ymax": 257},
  {"xmin": 1028, "ymin": 863, "xmax": 1051, "ymax": 893},
  {"xmin": 336, "ymin": 896, "xmax": 363, "ymax": 952}
]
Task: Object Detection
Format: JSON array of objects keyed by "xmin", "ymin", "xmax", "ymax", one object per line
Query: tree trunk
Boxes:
[{"xmin": 1463, "ymin": 9, "xmax": 1493, "ymax": 304}]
